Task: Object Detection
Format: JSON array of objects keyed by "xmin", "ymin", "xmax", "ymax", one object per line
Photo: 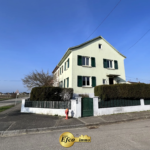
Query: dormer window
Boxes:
[{"xmin": 99, "ymin": 44, "xmax": 102, "ymax": 49}]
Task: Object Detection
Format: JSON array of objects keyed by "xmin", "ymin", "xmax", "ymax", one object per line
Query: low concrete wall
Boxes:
[
  {"xmin": 93, "ymin": 98, "xmax": 150, "ymax": 116},
  {"xmin": 21, "ymin": 98, "xmax": 82, "ymax": 118}
]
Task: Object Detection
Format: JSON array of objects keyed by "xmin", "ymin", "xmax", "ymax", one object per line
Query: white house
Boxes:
[{"xmin": 52, "ymin": 36, "xmax": 126, "ymax": 97}]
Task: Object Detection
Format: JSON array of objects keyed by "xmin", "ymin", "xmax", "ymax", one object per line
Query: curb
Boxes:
[
  {"xmin": 0, "ymin": 124, "xmax": 85, "ymax": 137},
  {"xmin": 1, "ymin": 116, "xmax": 150, "ymax": 137}
]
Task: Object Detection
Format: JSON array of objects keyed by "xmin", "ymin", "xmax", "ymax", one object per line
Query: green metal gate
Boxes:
[{"xmin": 81, "ymin": 98, "xmax": 93, "ymax": 117}]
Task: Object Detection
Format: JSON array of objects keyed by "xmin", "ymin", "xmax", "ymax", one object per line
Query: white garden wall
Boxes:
[
  {"xmin": 21, "ymin": 97, "xmax": 150, "ymax": 118},
  {"xmin": 21, "ymin": 98, "xmax": 82, "ymax": 118},
  {"xmin": 93, "ymin": 97, "xmax": 150, "ymax": 116}
]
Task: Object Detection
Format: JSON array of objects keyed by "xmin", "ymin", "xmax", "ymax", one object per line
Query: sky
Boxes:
[{"xmin": 0, "ymin": 0, "xmax": 150, "ymax": 93}]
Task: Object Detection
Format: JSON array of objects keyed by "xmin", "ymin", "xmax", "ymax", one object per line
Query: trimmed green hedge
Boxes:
[
  {"xmin": 30, "ymin": 87, "xmax": 73, "ymax": 101},
  {"xmin": 94, "ymin": 83, "xmax": 150, "ymax": 100}
]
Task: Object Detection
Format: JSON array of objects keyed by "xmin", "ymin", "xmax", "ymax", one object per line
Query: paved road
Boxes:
[
  {"xmin": 1, "ymin": 119, "xmax": 150, "ymax": 150},
  {"xmin": 0, "ymin": 97, "xmax": 29, "ymax": 107}
]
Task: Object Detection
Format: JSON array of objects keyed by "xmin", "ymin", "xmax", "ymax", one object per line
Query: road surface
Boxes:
[
  {"xmin": 0, "ymin": 119, "xmax": 150, "ymax": 150},
  {"xmin": 0, "ymin": 97, "xmax": 29, "ymax": 107}
]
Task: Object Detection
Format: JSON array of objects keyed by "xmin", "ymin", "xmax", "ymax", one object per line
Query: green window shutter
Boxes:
[
  {"xmin": 78, "ymin": 76, "xmax": 82, "ymax": 87},
  {"xmin": 62, "ymin": 66, "xmax": 63, "ymax": 73},
  {"xmin": 67, "ymin": 78, "xmax": 69, "ymax": 88},
  {"xmin": 91, "ymin": 57, "xmax": 96, "ymax": 67},
  {"xmin": 92, "ymin": 77, "xmax": 96, "ymax": 87},
  {"xmin": 114, "ymin": 60, "xmax": 118, "ymax": 69},
  {"xmin": 62, "ymin": 81, "xmax": 63, "ymax": 88},
  {"xmin": 103, "ymin": 59, "xmax": 107, "ymax": 68},
  {"xmin": 60, "ymin": 68, "xmax": 61, "ymax": 75},
  {"xmin": 78, "ymin": 55, "xmax": 82, "ymax": 66},
  {"xmin": 64, "ymin": 62, "xmax": 66, "ymax": 70},
  {"xmin": 64, "ymin": 79, "xmax": 65, "ymax": 88},
  {"xmin": 68, "ymin": 59, "xmax": 69, "ymax": 68}
]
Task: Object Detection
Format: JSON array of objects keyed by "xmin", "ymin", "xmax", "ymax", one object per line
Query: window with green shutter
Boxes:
[
  {"xmin": 68, "ymin": 59, "xmax": 69, "ymax": 68},
  {"xmin": 78, "ymin": 76, "xmax": 82, "ymax": 87},
  {"xmin": 114, "ymin": 60, "xmax": 118, "ymax": 69},
  {"xmin": 64, "ymin": 62, "xmax": 66, "ymax": 71},
  {"xmin": 60, "ymin": 68, "xmax": 61, "ymax": 75},
  {"xmin": 62, "ymin": 81, "xmax": 63, "ymax": 88},
  {"xmin": 78, "ymin": 55, "xmax": 82, "ymax": 66},
  {"xmin": 103, "ymin": 59, "xmax": 107, "ymax": 68},
  {"xmin": 64, "ymin": 79, "xmax": 65, "ymax": 88},
  {"xmin": 92, "ymin": 77, "xmax": 96, "ymax": 87},
  {"xmin": 62, "ymin": 66, "xmax": 63, "ymax": 73},
  {"xmin": 67, "ymin": 78, "xmax": 69, "ymax": 88},
  {"xmin": 91, "ymin": 57, "xmax": 96, "ymax": 67}
]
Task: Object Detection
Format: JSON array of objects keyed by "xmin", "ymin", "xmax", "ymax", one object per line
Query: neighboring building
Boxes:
[
  {"xmin": 52, "ymin": 36, "xmax": 126, "ymax": 97},
  {"xmin": 128, "ymin": 81, "xmax": 145, "ymax": 84}
]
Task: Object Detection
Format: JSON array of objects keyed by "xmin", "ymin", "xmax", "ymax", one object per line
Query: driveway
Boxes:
[{"xmin": 0, "ymin": 104, "xmax": 83, "ymax": 131}]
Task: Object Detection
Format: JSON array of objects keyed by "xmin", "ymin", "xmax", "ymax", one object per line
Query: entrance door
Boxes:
[
  {"xmin": 109, "ymin": 78, "xmax": 113, "ymax": 84},
  {"xmin": 81, "ymin": 98, "xmax": 93, "ymax": 117}
]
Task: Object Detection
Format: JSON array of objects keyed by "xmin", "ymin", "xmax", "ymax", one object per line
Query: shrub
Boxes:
[
  {"xmin": 30, "ymin": 86, "xmax": 73, "ymax": 101},
  {"xmin": 94, "ymin": 83, "xmax": 150, "ymax": 100},
  {"xmin": 79, "ymin": 94, "xmax": 89, "ymax": 98}
]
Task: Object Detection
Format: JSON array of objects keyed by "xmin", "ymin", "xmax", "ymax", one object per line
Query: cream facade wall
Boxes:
[
  {"xmin": 71, "ymin": 38, "xmax": 126, "ymax": 97},
  {"xmin": 58, "ymin": 53, "xmax": 73, "ymax": 88},
  {"xmin": 53, "ymin": 70, "xmax": 59, "ymax": 87}
]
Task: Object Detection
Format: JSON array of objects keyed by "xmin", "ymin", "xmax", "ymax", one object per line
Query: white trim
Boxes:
[{"xmin": 82, "ymin": 56, "xmax": 91, "ymax": 67}]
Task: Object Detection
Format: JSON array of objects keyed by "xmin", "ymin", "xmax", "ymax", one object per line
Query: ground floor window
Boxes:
[
  {"xmin": 83, "ymin": 76, "xmax": 90, "ymax": 86},
  {"xmin": 103, "ymin": 79, "xmax": 106, "ymax": 84}
]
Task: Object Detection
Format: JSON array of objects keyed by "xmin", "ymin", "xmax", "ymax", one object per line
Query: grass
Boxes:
[
  {"xmin": 0, "ymin": 98, "xmax": 13, "ymax": 101},
  {"xmin": 0, "ymin": 105, "xmax": 14, "ymax": 113}
]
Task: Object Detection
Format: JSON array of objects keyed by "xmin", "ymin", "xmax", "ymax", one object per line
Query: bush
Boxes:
[
  {"xmin": 30, "ymin": 87, "xmax": 73, "ymax": 101},
  {"xmin": 94, "ymin": 83, "xmax": 150, "ymax": 100},
  {"xmin": 79, "ymin": 94, "xmax": 89, "ymax": 98}
]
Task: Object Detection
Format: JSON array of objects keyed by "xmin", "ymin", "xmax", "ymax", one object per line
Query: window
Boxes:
[
  {"xmin": 59, "ymin": 81, "xmax": 63, "ymax": 87},
  {"xmin": 82, "ymin": 57, "xmax": 89, "ymax": 66},
  {"xmin": 67, "ymin": 78, "xmax": 69, "ymax": 88},
  {"xmin": 64, "ymin": 79, "xmax": 65, "ymax": 88},
  {"xmin": 99, "ymin": 44, "xmax": 102, "ymax": 49},
  {"xmin": 103, "ymin": 79, "xmax": 106, "ymax": 85},
  {"xmin": 64, "ymin": 62, "xmax": 66, "ymax": 70},
  {"xmin": 82, "ymin": 76, "xmax": 90, "ymax": 86},
  {"xmin": 67, "ymin": 59, "xmax": 69, "ymax": 68},
  {"xmin": 78, "ymin": 76, "xmax": 96, "ymax": 87},
  {"xmin": 107, "ymin": 60, "xmax": 113, "ymax": 68}
]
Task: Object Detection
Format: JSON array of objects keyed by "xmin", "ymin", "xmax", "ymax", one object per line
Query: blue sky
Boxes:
[{"xmin": 0, "ymin": 0, "xmax": 150, "ymax": 93}]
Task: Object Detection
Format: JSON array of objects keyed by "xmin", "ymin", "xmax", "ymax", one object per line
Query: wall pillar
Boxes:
[
  {"xmin": 21, "ymin": 99, "xmax": 25, "ymax": 113},
  {"xmin": 140, "ymin": 99, "xmax": 145, "ymax": 106},
  {"xmin": 71, "ymin": 97, "xmax": 82, "ymax": 118},
  {"xmin": 76, "ymin": 97, "xmax": 82, "ymax": 118},
  {"xmin": 93, "ymin": 96, "xmax": 99, "ymax": 116}
]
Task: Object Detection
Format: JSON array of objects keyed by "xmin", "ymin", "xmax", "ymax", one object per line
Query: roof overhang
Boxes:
[
  {"xmin": 107, "ymin": 74, "xmax": 120, "ymax": 77},
  {"xmin": 53, "ymin": 35, "xmax": 126, "ymax": 70}
]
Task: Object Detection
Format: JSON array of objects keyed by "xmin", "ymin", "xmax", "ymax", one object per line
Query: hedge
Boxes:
[
  {"xmin": 94, "ymin": 83, "xmax": 150, "ymax": 100},
  {"xmin": 30, "ymin": 87, "xmax": 73, "ymax": 101}
]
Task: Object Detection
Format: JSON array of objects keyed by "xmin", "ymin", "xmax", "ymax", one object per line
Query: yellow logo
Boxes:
[{"xmin": 59, "ymin": 132, "xmax": 91, "ymax": 148}]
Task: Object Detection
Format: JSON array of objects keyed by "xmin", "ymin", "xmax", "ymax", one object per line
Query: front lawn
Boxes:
[{"xmin": 0, "ymin": 105, "xmax": 14, "ymax": 113}]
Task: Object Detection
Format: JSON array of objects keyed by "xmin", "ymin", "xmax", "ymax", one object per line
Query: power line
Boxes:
[
  {"xmin": 126, "ymin": 76, "xmax": 149, "ymax": 81},
  {"xmin": 126, "ymin": 28, "xmax": 150, "ymax": 50},
  {"xmin": 86, "ymin": 0, "xmax": 121, "ymax": 41}
]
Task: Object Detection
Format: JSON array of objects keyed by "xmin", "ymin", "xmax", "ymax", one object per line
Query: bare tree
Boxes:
[{"xmin": 22, "ymin": 70, "xmax": 53, "ymax": 90}]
